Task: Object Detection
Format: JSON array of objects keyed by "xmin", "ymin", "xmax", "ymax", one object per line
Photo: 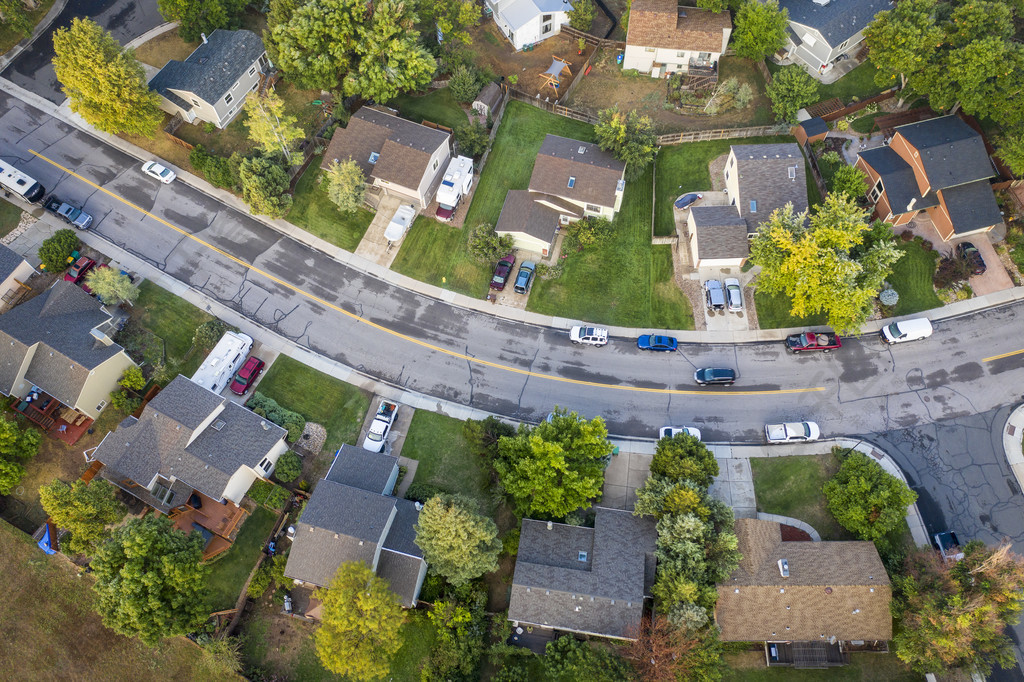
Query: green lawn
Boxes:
[
  {"xmin": 401, "ymin": 410, "xmax": 496, "ymax": 517},
  {"xmin": 651, "ymin": 245, "xmax": 695, "ymax": 329},
  {"xmin": 653, "ymin": 135, "xmax": 800, "ymax": 237},
  {"xmin": 389, "ymin": 215, "xmax": 492, "ymax": 297},
  {"xmin": 887, "ymin": 241, "xmax": 941, "ymax": 316},
  {"xmin": 851, "ymin": 112, "xmax": 884, "ymax": 134},
  {"xmin": 724, "ymin": 651, "xmax": 922, "ymax": 681},
  {"xmin": 753, "ymin": 289, "xmax": 830, "ymax": 329},
  {"xmin": 389, "ymin": 611, "xmax": 439, "ymax": 680},
  {"xmin": 0, "ymin": 200, "xmax": 24, "ymax": 239},
  {"xmin": 205, "ymin": 506, "xmax": 277, "ymax": 612},
  {"xmin": 254, "ymin": 355, "xmax": 370, "ymax": 453},
  {"xmin": 388, "ymin": 87, "xmax": 470, "ymax": 131},
  {"xmin": 287, "ymin": 154, "xmax": 375, "ymax": 251},
  {"xmin": 135, "ymin": 281, "xmax": 216, "ymax": 358},
  {"xmin": 750, "ymin": 454, "xmax": 854, "ymax": 541},
  {"xmin": 0, "ymin": 0, "xmax": 56, "ymax": 56},
  {"xmin": 816, "ymin": 60, "xmax": 888, "ymax": 104}
]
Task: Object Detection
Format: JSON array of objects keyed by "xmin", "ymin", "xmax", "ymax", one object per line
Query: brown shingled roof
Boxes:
[
  {"xmin": 528, "ymin": 135, "xmax": 625, "ymax": 209},
  {"xmin": 626, "ymin": 0, "xmax": 731, "ymax": 53},
  {"xmin": 716, "ymin": 519, "xmax": 892, "ymax": 642}
]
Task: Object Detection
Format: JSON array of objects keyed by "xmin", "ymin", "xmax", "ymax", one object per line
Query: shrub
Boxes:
[
  {"xmin": 405, "ymin": 481, "xmax": 446, "ymax": 503},
  {"xmin": 246, "ymin": 392, "xmax": 306, "ymax": 442},
  {"xmin": 448, "ymin": 64, "xmax": 481, "ymax": 103},
  {"xmin": 835, "ymin": 119, "xmax": 850, "ymax": 131},
  {"xmin": 456, "ymin": 120, "xmax": 489, "ymax": 158},
  {"xmin": 193, "ymin": 320, "xmax": 227, "ymax": 349},
  {"xmin": 239, "ymin": 155, "xmax": 292, "ymax": 218},
  {"xmin": 247, "ymin": 479, "xmax": 290, "ymax": 510},
  {"xmin": 118, "ymin": 366, "xmax": 146, "ymax": 391},
  {"xmin": 467, "ymin": 223, "xmax": 514, "ymax": 262},
  {"xmin": 879, "ymin": 288, "xmax": 899, "ymax": 306},
  {"xmin": 247, "ymin": 563, "xmax": 273, "ymax": 598},
  {"xmin": 273, "ymin": 451, "xmax": 302, "ymax": 483},
  {"xmin": 189, "ymin": 145, "xmax": 238, "ymax": 190},
  {"xmin": 109, "ymin": 389, "xmax": 141, "ymax": 414},
  {"xmin": 934, "ymin": 255, "xmax": 971, "ymax": 289},
  {"xmin": 900, "ymin": 230, "xmax": 914, "ymax": 242},
  {"xmin": 568, "ymin": 0, "xmax": 596, "ymax": 30},
  {"xmin": 38, "ymin": 229, "xmax": 79, "ymax": 273}
]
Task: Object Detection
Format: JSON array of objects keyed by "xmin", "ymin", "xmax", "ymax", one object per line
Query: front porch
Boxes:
[
  {"xmin": 165, "ymin": 489, "xmax": 249, "ymax": 559},
  {"xmin": 14, "ymin": 390, "xmax": 94, "ymax": 445}
]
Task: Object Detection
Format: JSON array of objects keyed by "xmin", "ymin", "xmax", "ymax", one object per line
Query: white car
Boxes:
[
  {"xmin": 569, "ymin": 326, "xmax": 608, "ymax": 346},
  {"xmin": 725, "ymin": 278, "xmax": 743, "ymax": 312},
  {"xmin": 384, "ymin": 204, "xmax": 416, "ymax": 242},
  {"xmin": 659, "ymin": 426, "xmax": 702, "ymax": 441},
  {"xmin": 142, "ymin": 161, "xmax": 176, "ymax": 184},
  {"xmin": 765, "ymin": 421, "xmax": 820, "ymax": 444}
]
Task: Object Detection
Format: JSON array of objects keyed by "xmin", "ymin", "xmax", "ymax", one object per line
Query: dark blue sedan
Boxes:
[{"xmin": 637, "ymin": 334, "xmax": 679, "ymax": 352}]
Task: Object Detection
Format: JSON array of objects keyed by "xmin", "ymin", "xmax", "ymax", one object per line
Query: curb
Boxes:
[
  {"xmin": 0, "ymin": 0, "xmax": 70, "ymax": 72},
  {"xmin": 123, "ymin": 21, "xmax": 179, "ymax": 51}
]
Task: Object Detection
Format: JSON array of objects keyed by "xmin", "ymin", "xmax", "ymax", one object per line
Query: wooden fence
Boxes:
[
  {"xmin": 820, "ymin": 88, "xmax": 898, "ymax": 122},
  {"xmin": 163, "ymin": 114, "xmax": 194, "ymax": 151},
  {"xmin": 801, "ymin": 140, "xmax": 829, "ymax": 201},
  {"xmin": 754, "ymin": 60, "xmax": 773, "ymax": 86},
  {"xmin": 559, "ymin": 24, "xmax": 625, "ymax": 50},
  {"xmin": 505, "ymin": 87, "xmax": 599, "ymax": 123},
  {"xmin": 656, "ymin": 125, "xmax": 786, "ymax": 145},
  {"xmin": 557, "ymin": 48, "xmax": 598, "ymax": 105}
]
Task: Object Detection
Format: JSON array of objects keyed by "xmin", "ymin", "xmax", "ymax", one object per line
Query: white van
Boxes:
[
  {"xmin": 191, "ymin": 331, "xmax": 254, "ymax": 393},
  {"xmin": 880, "ymin": 318, "xmax": 933, "ymax": 344}
]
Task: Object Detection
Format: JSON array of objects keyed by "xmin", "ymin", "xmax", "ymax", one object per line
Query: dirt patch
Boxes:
[
  {"xmin": 239, "ymin": 598, "xmax": 320, "ymax": 676},
  {"xmin": 133, "ymin": 27, "xmax": 199, "ymax": 69}
]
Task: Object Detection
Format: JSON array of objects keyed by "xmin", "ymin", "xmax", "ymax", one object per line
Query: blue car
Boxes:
[
  {"xmin": 673, "ymin": 193, "xmax": 703, "ymax": 210},
  {"xmin": 637, "ymin": 334, "xmax": 678, "ymax": 352}
]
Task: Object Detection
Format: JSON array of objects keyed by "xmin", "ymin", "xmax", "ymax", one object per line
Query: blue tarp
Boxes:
[{"xmin": 37, "ymin": 525, "xmax": 56, "ymax": 555}]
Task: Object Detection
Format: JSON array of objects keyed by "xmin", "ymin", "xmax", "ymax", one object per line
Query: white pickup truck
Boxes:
[
  {"xmin": 765, "ymin": 421, "xmax": 820, "ymax": 444},
  {"xmin": 362, "ymin": 400, "xmax": 399, "ymax": 452}
]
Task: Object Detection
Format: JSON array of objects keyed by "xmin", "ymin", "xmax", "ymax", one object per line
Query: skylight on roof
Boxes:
[
  {"xmin": 369, "ymin": 152, "xmax": 380, "ymax": 164},
  {"xmin": 616, "ymin": 179, "xmax": 625, "ymax": 192},
  {"xmin": 788, "ymin": 166, "xmax": 797, "ymax": 180},
  {"xmin": 578, "ymin": 551, "xmax": 588, "ymax": 562},
  {"xmin": 568, "ymin": 176, "xmax": 576, "ymax": 188},
  {"xmin": 750, "ymin": 200, "xmax": 757, "ymax": 212}
]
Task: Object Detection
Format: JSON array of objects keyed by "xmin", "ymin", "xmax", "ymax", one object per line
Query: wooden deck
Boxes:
[
  {"xmin": 166, "ymin": 489, "xmax": 248, "ymax": 559},
  {"xmin": 14, "ymin": 393, "xmax": 94, "ymax": 445}
]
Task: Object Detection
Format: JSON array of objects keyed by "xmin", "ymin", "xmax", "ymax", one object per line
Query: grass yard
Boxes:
[
  {"xmin": 390, "ymin": 215, "xmax": 492, "ymax": 297},
  {"xmin": 388, "ymin": 87, "xmax": 470, "ymax": 131},
  {"xmin": 816, "ymin": 60, "xmax": 888, "ymax": 104},
  {"xmin": 0, "ymin": 200, "xmax": 24, "ymax": 239},
  {"xmin": 0, "ymin": 0, "xmax": 56, "ymax": 56},
  {"xmin": 528, "ymin": 166, "xmax": 695, "ymax": 328},
  {"xmin": 204, "ymin": 507, "xmax": 277, "ymax": 612},
  {"xmin": 287, "ymin": 155, "xmax": 375, "ymax": 251},
  {"xmin": 401, "ymin": 410, "xmax": 496, "ymax": 517},
  {"xmin": 753, "ymin": 289, "xmax": 830, "ymax": 329},
  {"xmin": 887, "ymin": 241, "xmax": 941, "ymax": 316},
  {"xmin": 124, "ymin": 281, "xmax": 219, "ymax": 377},
  {"xmin": 749, "ymin": 453, "xmax": 854, "ymax": 541},
  {"xmin": 253, "ymin": 355, "xmax": 370, "ymax": 453},
  {"xmin": 851, "ymin": 112, "xmax": 884, "ymax": 134},
  {"xmin": 0, "ymin": 520, "xmax": 239, "ymax": 681},
  {"xmin": 132, "ymin": 27, "xmax": 199, "ymax": 68},
  {"xmin": 653, "ymin": 135, "xmax": 800, "ymax": 237},
  {"xmin": 724, "ymin": 650, "xmax": 921, "ymax": 681}
]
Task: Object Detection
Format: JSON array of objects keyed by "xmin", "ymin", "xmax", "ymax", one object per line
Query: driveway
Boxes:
[{"xmin": 0, "ymin": 0, "xmax": 163, "ymax": 104}]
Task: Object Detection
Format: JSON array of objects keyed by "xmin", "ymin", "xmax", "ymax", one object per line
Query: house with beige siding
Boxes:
[
  {"xmin": 623, "ymin": 0, "xmax": 731, "ymax": 78},
  {"xmin": 322, "ymin": 107, "xmax": 452, "ymax": 210},
  {"xmin": 148, "ymin": 30, "xmax": 270, "ymax": 129}
]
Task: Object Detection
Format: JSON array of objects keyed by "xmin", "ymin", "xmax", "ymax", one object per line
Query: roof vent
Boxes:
[
  {"xmin": 578, "ymin": 145, "xmax": 586, "ymax": 154},
  {"xmin": 825, "ymin": 586, "xmax": 833, "ymax": 594},
  {"xmin": 575, "ymin": 606, "xmax": 581, "ymax": 611},
  {"xmin": 778, "ymin": 558, "xmax": 789, "ymax": 578},
  {"xmin": 414, "ymin": 501, "xmax": 423, "ymax": 511},
  {"xmin": 212, "ymin": 420, "xmax": 225, "ymax": 431},
  {"xmin": 547, "ymin": 521, "xmax": 553, "ymax": 530},
  {"xmin": 852, "ymin": 609, "xmax": 860, "ymax": 614},
  {"xmin": 261, "ymin": 420, "xmax": 268, "ymax": 430}
]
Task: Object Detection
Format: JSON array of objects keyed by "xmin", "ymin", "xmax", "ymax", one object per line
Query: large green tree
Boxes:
[
  {"xmin": 429, "ymin": 0, "xmax": 481, "ymax": 45},
  {"xmin": 544, "ymin": 636, "xmax": 634, "ymax": 682},
  {"xmin": 829, "ymin": 164, "xmax": 869, "ymax": 200},
  {"xmin": 239, "ymin": 155, "xmax": 292, "ymax": 218},
  {"xmin": 414, "ymin": 494, "xmax": 501, "ymax": 586},
  {"xmin": 823, "ymin": 451, "xmax": 917, "ymax": 541},
  {"xmin": 343, "ymin": 0, "xmax": 436, "ymax": 103},
  {"xmin": 732, "ymin": 0, "xmax": 788, "ymax": 61},
  {"xmin": 651, "ymin": 433, "xmax": 719, "ymax": 489},
  {"xmin": 39, "ymin": 479, "xmax": 126, "ymax": 555},
  {"xmin": 766, "ymin": 65, "xmax": 819, "ymax": 124},
  {"xmin": 269, "ymin": 0, "xmax": 361, "ymax": 91},
  {"xmin": 749, "ymin": 194, "xmax": 903, "ymax": 333},
  {"xmin": 495, "ymin": 408, "xmax": 612, "ymax": 518},
  {"xmin": 0, "ymin": 418, "xmax": 40, "ymax": 494},
  {"xmin": 324, "ymin": 158, "xmax": 366, "ymax": 213},
  {"xmin": 314, "ymin": 561, "xmax": 405, "ymax": 681},
  {"xmin": 91, "ymin": 515, "xmax": 208, "ymax": 645},
  {"xmin": 894, "ymin": 541, "xmax": 1024, "ymax": 676},
  {"xmin": 243, "ymin": 90, "xmax": 304, "ymax": 162},
  {"xmin": 156, "ymin": 0, "xmax": 246, "ymax": 43},
  {"xmin": 83, "ymin": 267, "xmax": 139, "ymax": 305},
  {"xmin": 862, "ymin": 0, "xmax": 941, "ymax": 105},
  {"xmin": 594, "ymin": 107, "xmax": 657, "ymax": 180},
  {"xmin": 52, "ymin": 19, "xmax": 163, "ymax": 136}
]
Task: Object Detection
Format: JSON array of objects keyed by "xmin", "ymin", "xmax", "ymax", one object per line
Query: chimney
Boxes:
[
  {"xmin": 906, "ymin": 198, "xmax": 917, "ymax": 212},
  {"xmin": 546, "ymin": 521, "xmax": 553, "ymax": 530},
  {"xmin": 201, "ymin": 33, "xmax": 208, "ymax": 44},
  {"xmin": 778, "ymin": 558, "xmax": 790, "ymax": 578}
]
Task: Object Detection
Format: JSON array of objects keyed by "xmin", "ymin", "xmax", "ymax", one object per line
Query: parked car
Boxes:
[
  {"xmin": 43, "ymin": 195, "xmax": 93, "ymax": 229},
  {"xmin": 659, "ymin": 426, "xmax": 702, "ymax": 441},
  {"xmin": 704, "ymin": 280, "xmax": 725, "ymax": 310},
  {"xmin": 674, "ymin": 193, "xmax": 703, "ymax": 210},
  {"xmin": 785, "ymin": 331, "xmax": 842, "ymax": 353},
  {"xmin": 765, "ymin": 421, "xmax": 820, "ymax": 444},
  {"xmin": 569, "ymin": 326, "xmax": 608, "ymax": 346},
  {"xmin": 693, "ymin": 367, "xmax": 736, "ymax": 386},
  {"xmin": 954, "ymin": 241, "xmax": 986, "ymax": 275},
  {"xmin": 384, "ymin": 204, "xmax": 416, "ymax": 242},
  {"xmin": 637, "ymin": 334, "xmax": 678, "ymax": 352},
  {"xmin": 934, "ymin": 531, "xmax": 964, "ymax": 563},
  {"xmin": 725, "ymin": 278, "xmax": 743, "ymax": 312},
  {"xmin": 229, "ymin": 356, "xmax": 266, "ymax": 395},
  {"xmin": 880, "ymin": 318, "xmax": 933, "ymax": 344},
  {"xmin": 362, "ymin": 400, "xmax": 399, "ymax": 452},
  {"xmin": 513, "ymin": 261, "xmax": 536, "ymax": 294},
  {"xmin": 63, "ymin": 256, "xmax": 95, "ymax": 284},
  {"xmin": 490, "ymin": 252, "xmax": 516, "ymax": 291},
  {"xmin": 80, "ymin": 263, "xmax": 110, "ymax": 295},
  {"xmin": 142, "ymin": 161, "xmax": 176, "ymax": 184}
]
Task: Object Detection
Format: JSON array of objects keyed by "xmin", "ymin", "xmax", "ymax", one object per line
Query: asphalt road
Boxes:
[{"xmin": 0, "ymin": 0, "xmax": 163, "ymax": 104}]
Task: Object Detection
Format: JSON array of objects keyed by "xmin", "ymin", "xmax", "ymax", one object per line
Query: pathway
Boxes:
[{"xmin": 353, "ymin": 195, "xmax": 406, "ymax": 268}]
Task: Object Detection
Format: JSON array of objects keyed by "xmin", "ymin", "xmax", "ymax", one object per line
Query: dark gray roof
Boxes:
[
  {"xmin": 92, "ymin": 375, "xmax": 286, "ymax": 503},
  {"xmin": 325, "ymin": 444, "xmax": 398, "ymax": 495},
  {"xmin": 895, "ymin": 115, "xmax": 994, "ymax": 190},
  {"xmin": 858, "ymin": 146, "xmax": 938, "ymax": 216},
  {"xmin": 495, "ymin": 190, "xmax": 564, "ymax": 245},
  {"xmin": 0, "ymin": 281, "xmax": 124, "ymax": 403},
  {"xmin": 530, "ymin": 135, "xmax": 625, "ymax": 208},
  {"xmin": 0, "ymin": 243, "xmax": 27, "ymax": 282},
  {"xmin": 780, "ymin": 0, "xmax": 889, "ymax": 46},
  {"xmin": 732, "ymin": 144, "xmax": 808, "ymax": 234},
  {"xmin": 800, "ymin": 117, "xmax": 829, "ymax": 137},
  {"xmin": 383, "ymin": 498, "xmax": 423, "ymax": 558},
  {"xmin": 148, "ymin": 30, "xmax": 265, "ymax": 104},
  {"xmin": 474, "ymin": 82, "xmax": 503, "ymax": 111},
  {"xmin": 509, "ymin": 508, "xmax": 658, "ymax": 639},
  {"xmin": 377, "ymin": 549, "xmax": 425, "ymax": 607},
  {"xmin": 690, "ymin": 206, "xmax": 750, "ymax": 260},
  {"xmin": 941, "ymin": 180, "xmax": 1004, "ymax": 235}
]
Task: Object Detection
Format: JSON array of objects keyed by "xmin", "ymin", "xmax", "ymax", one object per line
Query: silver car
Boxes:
[{"xmin": 725, "ymin": 278, "xmax": 743, "ymax": 312}]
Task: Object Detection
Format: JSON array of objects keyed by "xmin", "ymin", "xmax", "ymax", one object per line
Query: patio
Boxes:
[
  {"xmin": 165, "ymin": 489, "xmax": 249, "ymax": 559},
  {"xmin": 13, "ymin": 391, "xmax": 94, "ymax": 445}
]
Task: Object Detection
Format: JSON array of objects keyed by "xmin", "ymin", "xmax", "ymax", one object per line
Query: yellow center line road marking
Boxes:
[
  {"xmin": 32, "ymin": 149, "xmax": 825, "ymax": 397},
  {"xmin": 983, "ymin": 348, "xmax": 1024, "ymax": 363}
]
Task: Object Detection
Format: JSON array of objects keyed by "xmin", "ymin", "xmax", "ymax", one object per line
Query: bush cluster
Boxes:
[
  {"xmin": 38, "ymin": 229, "xmax": 80, "ymax": 273},
  {"xmin": 189, "ymin": 145, "xmax": 242, "ymax": 191},
  {"xmin": 246, "ymin": 391, "xmax": 306, "ymax": 442},
  {"xmin": 247, "ymin": 479, "xmax": 290, "ymax": 510},
  {"xmin": 273, "ymin": 451, "xmax": 302, "ymax": 483}
]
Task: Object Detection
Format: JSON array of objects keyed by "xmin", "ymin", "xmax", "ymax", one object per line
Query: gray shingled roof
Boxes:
[
  {"xmin": 495, "ymin": 190, "xmax": 564, "ymax": 245},
  {"xmin": 383, "ymin": 498, "xmax": 423, "ymax": 558},
  {"xmin": 690, "ymin": 206, "xmax": 750, "ymax": 260},
  {"xmin": 508, "ymin": 508, "xmax": 657, "ymax": 639},
  {"xmin": 895, "ymin": 115, "xmax": 994, "ymax": 190},
  {"xmin": 377, "ymin": 550, "xmax": 425, "ymax": 607},
  {"xmin": 325, "ymin": 444, "xmax": 398, "ymax": 494},
  {"xmin": 148, "ymin": 30, "xmax": 266, "ymax": 105},
  {"xmin": 941, "ymin": 180, "xmax": 1004, "ymax": 235},
  {"xmin": 147, "ymin": 374, "xmax": 225, "ymax": 430},
  {"xmin": 474, "ymin": 82, "xmax": 503, "ymax": 112},
  {"xmin": 0, "ymin": 281, "xmax": 124, "ymax": 403},
  {"xmin": 732, "ymin": 144, "xmax": 808, "ymax": 234},
  {"xmin": 857, "ymin": 146, "xmax": 938, "ymax": 216},
  {"xmin": 0, "ymin": 243, "xmax": 27, "ymax": 282},
  {"xmin": 780, "ymin": 0, "xmax": 889, "ymax": 46}
]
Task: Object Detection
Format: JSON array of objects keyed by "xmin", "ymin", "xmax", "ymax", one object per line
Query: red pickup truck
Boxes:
[{"xmin": 785, "ymin": 331, "xmax": 842, "ymax": 353}]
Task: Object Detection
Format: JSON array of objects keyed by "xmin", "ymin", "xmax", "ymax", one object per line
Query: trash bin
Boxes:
[{"xmin": 616, "ymin": 53, "xmax": 624, "ymax": 65}]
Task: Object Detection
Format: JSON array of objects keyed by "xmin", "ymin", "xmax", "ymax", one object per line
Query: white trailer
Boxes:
[
  {"xmin": 191, "ymin": 331, "xmax": 254, "ymax": 394},
  {"xmin": 435, "ymin": 155, "xmax": 474, "ymax": 221}
]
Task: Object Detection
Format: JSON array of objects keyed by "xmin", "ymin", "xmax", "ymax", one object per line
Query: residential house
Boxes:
[
  {"xmin": 508, "ymin": 507, "xmax": 658, "ymax": 640},
  {"xmin": 496, "ymin": 135, "xmax": 626, "ymax": 256},
  {"xmin": 322, "ymin": 108, "xmax": 452, "ymax": 210},
  {"xmin": 686, "ymin": 143, "xmax": 807, "ymax": 267},
  {"xmin": 486, "ymin": 0, "xmax": 573, "ymax": 51},
  {"xmin": 716, "ymin": 519, "xmax": 892, "ymax": 667},
  {"xmin": 0, "ymin": 280, "xmax": 135, "ymax": 441},
  {"xmin": 0, "ymin": 242, "xmax": 35, "ymax": 307},
  {"xmin": 284, "ymin": 444, "xmax": 426, "ymax": 608},
  {"xmin": 88, "ymin": 374, "xmax": 289, "ymax": 558},
  {"xmin": 148, "ymin": 30, "xmax": 270, "ymax": 129},
  {"xmin": 623, "ymin": 0, "xmax": 732, "ymax": 79},
  {"xmin": 778, "ymin": 0, "xmax": 889, "ymax": 74},
  {"xmin": 856, "ymin": 115, "xmax": 1003, "ymax": 241}
]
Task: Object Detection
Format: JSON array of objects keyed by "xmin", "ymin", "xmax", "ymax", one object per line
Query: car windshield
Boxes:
[
  {"xmin": 886, "ymin": 322, "xmax": 903, "ymax": 338},
  {"xmin": 491, "ymin": 274, "xmax": 504, "ymax": 283},
  {"xmin": 367, "ymin": 431, "xmax": 383, "ymax": 442},
  {"xmin": 158, "ymin": 167, "xmax": 170, "ymax": 177},
  {"xmin": 801, "ymin": 423, "xmax": 811, "ymax": 437},
  {"xmin": 233, "ymin": 372, "xmax": 247, "ymax": 383}
]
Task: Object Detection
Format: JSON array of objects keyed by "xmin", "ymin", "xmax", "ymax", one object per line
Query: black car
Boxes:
[
  {"xmin": 490, "ymin": 252, "xmax": 516, "ymax": 291},
  {"xmin": 954, "ymin": 242, "xmax": 986, "ymax": 275},
  {"xmin": 693, "ymin": 367, "xmax": 737, "ymax": 386}
]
